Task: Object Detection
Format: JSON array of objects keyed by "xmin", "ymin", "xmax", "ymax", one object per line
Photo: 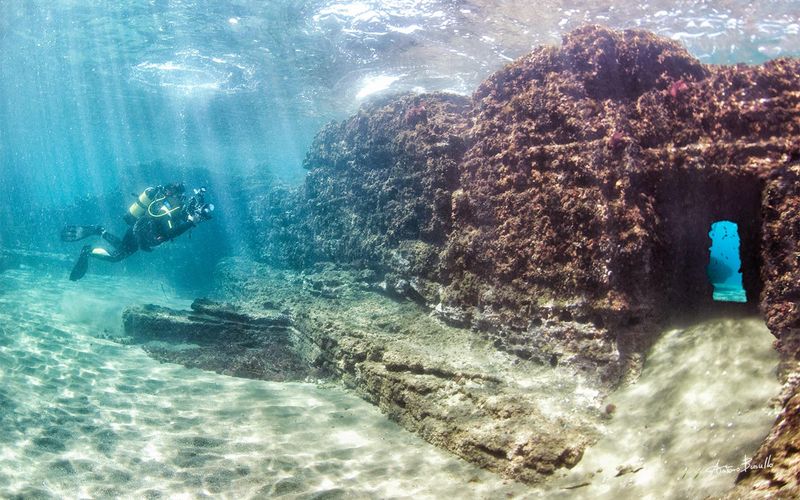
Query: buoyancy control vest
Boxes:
[{"xmin": 124, "ymin": 185, "xmax": 184, "ymax": 226}]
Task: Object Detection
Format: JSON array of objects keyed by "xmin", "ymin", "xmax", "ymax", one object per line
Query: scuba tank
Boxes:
[
  {"xmin": 125, "ymin": 188, "xmax": 155, "ymax": 225},
  {"xmin": 124, "ymin": 184, "xmax": 185, "ymax": 225}
]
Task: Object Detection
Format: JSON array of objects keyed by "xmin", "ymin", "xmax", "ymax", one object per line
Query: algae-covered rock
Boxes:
[
  {"xmin": 302, "ymin": 92, "xmax": 471, "ymax": 272},
  {"xmin": 230, "ymin": 26, "xmax": 800, "ymax": 494},
  {"xmin": 242, "ymin": 26, "xmax": 800, "ymax": 388},
  {"xmin": 123, "ymin": 299, "xmax": 309, "ymax": 382}
]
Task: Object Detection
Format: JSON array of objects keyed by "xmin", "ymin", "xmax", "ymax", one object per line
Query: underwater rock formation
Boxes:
[
  {"xmin": 231, "ymin": 172, "xmax": 314, "ymax": 269},
  {"xmin": 122, "ymin": 299, "xmax": 311, "ymax": 381},
  {"xmin": 229, "ymin": 25, "xmax": 800, "ymax": 494},
  {"xmin": 301, "ymin": 92, "xmax": 472, "ymax": 306},
  {"xmin": 303, "ymin": 92, "xmax": 470, "ymax": 251},
  {"xmin": 246, "ymin": 25, "xmax": 800, "ymax": 389},
  {"xmin": 439, "ymin": 25, "xmax": 798, "ymax": 380},
  {"xmin": 124, "ymin": 259, "xmax": 597, "ymax": 484}
]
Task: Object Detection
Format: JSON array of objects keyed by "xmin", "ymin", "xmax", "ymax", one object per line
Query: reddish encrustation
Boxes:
[
  {"xmin": 607, "ymin": 130, "xmax": 626, "ymax": 149},
  {"xmin": 404, "ymin": 104, "xmax": 428, "ymax": 125},
  {"xmin": 668, "ymin": 79, "xmax": 690, "ymax": 98}
]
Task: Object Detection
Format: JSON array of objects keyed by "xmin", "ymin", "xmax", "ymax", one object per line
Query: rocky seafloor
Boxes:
[
  {"xmin": 122, "ymin": 26, "xmax": 800, "ymax": 497},
  {"xmin": 1, "ymin": 263, "xmax": 538, "ymax": 499},
  {"xmin": 125, "ymin": 259, "xmax": 598, "ymax": 484}
]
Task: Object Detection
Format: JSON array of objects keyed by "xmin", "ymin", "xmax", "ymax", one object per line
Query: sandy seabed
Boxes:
[
  {"xmin": 544, "ymin": 316, "xmax": 780, "ymax": 499},
  {"xmin": 0, "ymin": 262, "xmax": 781, "ymax": 499},
  {"xmin": 0, "ymin": 267, "xmax": 524, "ymax": 499}
]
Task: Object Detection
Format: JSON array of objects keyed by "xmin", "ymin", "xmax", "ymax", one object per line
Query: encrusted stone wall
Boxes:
[
  {"xmin": 252, "ymin": 26, "xmax": 800, "ymax": 387},
  {"xmin": 136, "ymin": 26, "xmax": 800, "ymax": 496},
  {"xmin": 303, "ymin": 93, "xmax": 470, "ymax": 272}
]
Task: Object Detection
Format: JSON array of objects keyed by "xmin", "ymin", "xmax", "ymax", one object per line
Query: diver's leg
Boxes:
[
  {"xmin": 69, "ymin": 229, "xmax": 138, "ymax": 280},
  {"xmin": 60, "ymin": 225, "xmax": 104, "ymax": 242},
  {"xmin": 89, "ymin": 228, "xmax": 139, "ymax": 263},
  {"xmin": 121, "ymin": 227, "xmax": 138, "ymax": 253},
  {"xmin": 87, "ymin": 247, "xmax": 128, "ymax": 262},
  {"xmin": 100, "ymin": 230, "xmax": 124, "ymax": 250},
  {"xmin": 101, "ymin": 227, "xmax": 139, "ymax": 251}
]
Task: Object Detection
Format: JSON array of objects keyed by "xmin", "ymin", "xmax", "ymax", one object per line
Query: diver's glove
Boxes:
[
  {"xmin": 186, "ymin": 187, "xmax": 214, "ymax": 223},
  {"xmin": 198, "ymin": 202, "xmax": 215, "ymax": 220},
  {"xmin": 188, "ymin": 202, "xmax": 215, "ymax": 223}
]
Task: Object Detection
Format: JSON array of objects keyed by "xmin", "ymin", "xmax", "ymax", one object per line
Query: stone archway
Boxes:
[{"xmin": 652, "ymin": 165, "xmax": 763, "ymax": 319}]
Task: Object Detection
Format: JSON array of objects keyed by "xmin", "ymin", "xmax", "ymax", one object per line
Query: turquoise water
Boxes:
[
  {"xmin": 708, "ymin": 221, "xmax": 747, "ymax": 303},
  {"xmin": 1, "ymin": 1, "xmax": 798, "ymax": 210},
  {"xmin": 2, "ymin": 1, "xmax": 798, "ymax": 269},
  {"xmin": 1, "ymin": 1, "xmax": 796, "ymax": 498}
]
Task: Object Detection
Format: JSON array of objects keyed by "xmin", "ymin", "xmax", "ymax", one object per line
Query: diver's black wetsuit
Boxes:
[
  {"xmin": 64, "ymin": 182, "xmax": 213, "ymax": 281},
  {"xmin": 90, "ymin": 227, "xmax": 138, "ymax": 262},
  {"xmin": 90, "ymin": 215, "xmax": 196, "ymax": 263}
]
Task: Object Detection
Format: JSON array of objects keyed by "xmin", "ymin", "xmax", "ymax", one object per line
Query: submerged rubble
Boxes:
[
  {"xmin": 123, "ymin": 300, "xmax": 308, "ymax": 381},
  {"xmin": 125, "ymin": 259, "xmax": 598, "ymax": 484},
  {"xmin": 126, "ymin": 26, "xmax": 800, "ymax": 494}
]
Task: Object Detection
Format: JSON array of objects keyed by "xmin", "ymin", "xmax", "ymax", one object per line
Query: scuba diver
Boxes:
[{"xmin": 61, "ymin": 182, "xmax": 215, "ymax": 281}]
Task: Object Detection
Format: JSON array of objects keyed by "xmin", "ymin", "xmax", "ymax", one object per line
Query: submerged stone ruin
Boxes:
[
  {"xmin": 125, "ymin": 26, "xmax": 800, "ymax": 496},
  {"xmin": 292, "ymin": 26, "xmax": 800, "ymax": 382},
  {"xmin": 125, "ymin": 262, "xmax": 596, "ymax": 484}
]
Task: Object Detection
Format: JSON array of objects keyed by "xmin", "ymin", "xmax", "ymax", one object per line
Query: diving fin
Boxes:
[
  {"xmin": 69, "ymin": 245, "xmax": 91, "ymax": 281},
  {"xmin": 60, "ymin": 225, "xmax": 103, "ymax": 242}
]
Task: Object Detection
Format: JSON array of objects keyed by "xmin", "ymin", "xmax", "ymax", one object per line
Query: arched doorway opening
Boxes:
[{"xmin": 707, "ymin": 220, "xmax": 747, "ymax": 303}]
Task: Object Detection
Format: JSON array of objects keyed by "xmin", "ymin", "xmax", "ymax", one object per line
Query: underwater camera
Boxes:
[{"xmin": 189, "ymin": 187, "xmax": 215, "ymax": 221}]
